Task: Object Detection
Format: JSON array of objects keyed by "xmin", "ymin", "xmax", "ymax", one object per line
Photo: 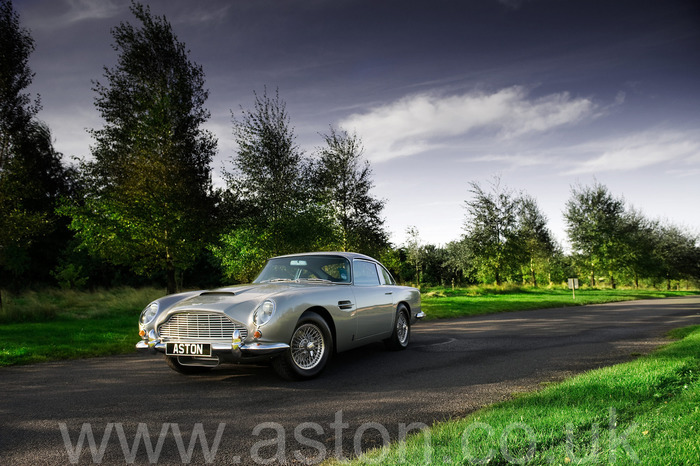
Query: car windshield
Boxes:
[{"xmin": 254, "ymin": 255, "xmax": 352, "ymax": 284}]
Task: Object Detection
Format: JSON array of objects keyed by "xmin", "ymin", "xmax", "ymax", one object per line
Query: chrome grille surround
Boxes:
[{"xmin": 158, "ymin": 312, "xmax": 248, "ymax": 343}]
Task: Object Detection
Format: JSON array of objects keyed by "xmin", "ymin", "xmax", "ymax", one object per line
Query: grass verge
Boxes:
[
  {"xmin": 0, "ymin": 287, "xmax": 163, "ymax": 366},
  {"xmin": 421, "ymin": 286, "xmax": 699, "ymax": 320},
  {"xmin": 329, "ymin": 325, "xmax": 700, "ymax": 465}
]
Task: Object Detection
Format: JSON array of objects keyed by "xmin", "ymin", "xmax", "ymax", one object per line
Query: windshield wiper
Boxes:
[
  {"xmin": 301, "ymin": 278, "xmax": 332, "ymax": 283},
  {"xmin": 262, "ymin": 278, "xmax": 294, "ymax": 283}
]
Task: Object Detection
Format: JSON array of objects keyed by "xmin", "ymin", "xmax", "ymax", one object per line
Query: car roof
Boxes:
[{"xmin": 271, "ymin": 251, "xmax": 379, "ymax": 263}]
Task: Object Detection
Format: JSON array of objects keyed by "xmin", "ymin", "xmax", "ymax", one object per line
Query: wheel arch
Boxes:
[
  {"xmin": 396, "ymin": 300, "xmax": 411, "ymax": 316},
  {"xmin": 301, "ymin": 306, "xmax": 337, "ymax": 353}
]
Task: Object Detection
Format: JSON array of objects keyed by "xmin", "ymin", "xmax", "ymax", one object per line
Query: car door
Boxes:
[{"xmin": 352, "ymin": 259, "xmax": 395, "ymax": 340}]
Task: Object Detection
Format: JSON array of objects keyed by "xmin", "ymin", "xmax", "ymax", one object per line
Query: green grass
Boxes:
[
  {"xmin": 0, "ymin": 287, "xmax": 164, "ymax": 366},
  {"xmin": 421, "ymin": 285, "xmax": 699, "ymax": 320},
  {"xmin": 329, "ymin": 325, "xmax": 700, "ymax": 465}
]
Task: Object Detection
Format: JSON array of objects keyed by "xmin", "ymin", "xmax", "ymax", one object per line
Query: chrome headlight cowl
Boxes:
[
  {"xmin": 140, "ymin": 302, "xmax": 159, "ymax": 325},
  {"xmin": 253, "ymin": 300, "xmax": 276, "ymax": 327}
]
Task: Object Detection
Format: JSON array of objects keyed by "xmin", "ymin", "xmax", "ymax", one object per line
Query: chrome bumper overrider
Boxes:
[{"xmin": 135, "ymin": 329, "xmax": 289, "ymax": 358}]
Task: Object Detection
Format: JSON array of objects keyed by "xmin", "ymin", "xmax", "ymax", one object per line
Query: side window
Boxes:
[
  {"xmin": 353, "ymin": 260, "xmax": 380, "ymax": 286},
  {"xmin": 379, "ymin": 266, "xmax": 395, "ymax": 285}
]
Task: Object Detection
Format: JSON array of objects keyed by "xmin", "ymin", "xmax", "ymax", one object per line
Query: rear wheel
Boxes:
[
  {"xmin": 273, "ymin": 313, "xmax": 332, "ymax": 380},
  {"xmin": 385, "ymin": 305, "xmax": 410, "ymax": 351},
  {"xmin": 165, "ymin": 356, "xmax": 213, "ymax": 375}
]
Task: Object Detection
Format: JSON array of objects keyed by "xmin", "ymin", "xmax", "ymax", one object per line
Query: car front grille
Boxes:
[{"xmin": 158, "ymin": 312, "xmax": 248, "ymax": 343}]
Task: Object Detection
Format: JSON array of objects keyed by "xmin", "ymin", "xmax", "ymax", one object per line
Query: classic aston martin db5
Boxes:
[{"xmin": 136, "ymin": 252, "xmax": 423, "ymax": 379}]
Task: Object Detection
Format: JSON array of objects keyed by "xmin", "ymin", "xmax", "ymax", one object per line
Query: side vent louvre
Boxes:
[{"xmin": 338, "ymin": 300, "xmax": 353, "ymax": 310}]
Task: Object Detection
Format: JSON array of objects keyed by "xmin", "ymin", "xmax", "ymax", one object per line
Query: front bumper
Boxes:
[{"xmin": 135, "ymin": 329, "xmax": 289, "ymax": 362}]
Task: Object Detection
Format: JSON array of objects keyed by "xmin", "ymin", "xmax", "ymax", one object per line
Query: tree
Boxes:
[
  {"xmin": 653, "ymin": 223, "xmax": 700, "ymax": 290},
  {"xmin": 0, "ymin": 0, "xmax": 41, "ymax": 291},
  {"xmin": 63, "ymin": 2, "xmax": 217, "ymax": 294},
  {"xmin": 1, "ymin": 1, "xmax": 74, "ymax": 305},
  {"xmin": 314, "ymin": 127, "xmax": 388, "ymax": 257},
  {"xmin": 518, "ymin": 195, "xmax": 556, "ymax": 286},
  {"xmin": 2, "ymin": 121, "xmax": 74, "ymax": 277},
  {"xmin": 444, "ymin": 239, "xmax": 476, "ymax": 285},
  {"xmin": 564, "ymin": 181, "xmax": 626, "ymax": 287},
  {"xmin": 216, "ymin": 88, "xmax": 333, "ymax": 281},
  {"xmin": 0, "ymin": 0, "xmax": 40, "ymax": 166},
  {"xmin": 402, "ymin": 226, "xmax": 426, "ymax": 285},
  {"xmin": 617, "ymin": 209, "xmax": 658, "ymax": 288},
  {"xmin": 463, "ymin": 177, "xmax": 522, "ymax": 285}
]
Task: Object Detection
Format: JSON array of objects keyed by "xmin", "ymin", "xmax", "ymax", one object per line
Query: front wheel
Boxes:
[
  {"xmin": 384, "ymin": 305, "xmax": 410, "ymax": 351},
  {"xmin": 273, "ymin": 313, "xmax": 332, "ymax": 380}
]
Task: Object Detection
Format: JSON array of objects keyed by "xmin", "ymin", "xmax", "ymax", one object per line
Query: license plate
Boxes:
[{"xmin": 166, "ymin": 342, "xmax": 212, "ymax": 357}]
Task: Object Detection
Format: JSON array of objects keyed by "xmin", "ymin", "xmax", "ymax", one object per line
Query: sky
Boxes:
[{"xmin": 14, "ymin": 0, "xmax": 700, "ymax": 247}]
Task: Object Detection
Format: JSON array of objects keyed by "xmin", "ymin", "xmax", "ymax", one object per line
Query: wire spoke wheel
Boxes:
[
  {"xmin": 396, "ymin": 311, "xmax": 409, "ymax": 345},
  {"xmin": 290, "ymin": 323, "xmax": 326, "ymax": 370},
  {"xmin": 385, "ymin": 305, "xmax": 410, "ymax": 351}
]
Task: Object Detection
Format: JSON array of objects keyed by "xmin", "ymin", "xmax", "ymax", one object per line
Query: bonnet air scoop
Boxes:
[{"xmin": 199, "ymin": 291, "xmax": 236, "ymax": 297}]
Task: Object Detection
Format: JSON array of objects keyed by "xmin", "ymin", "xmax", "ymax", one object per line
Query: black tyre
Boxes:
[
  {"xmin": 384, "ymin": 305, "xmax": 410, "ymax": 351},
  {"xmin": 273, "ymin": 313, "xmax": 333, "ymax": 380},
  {"xmin": 165, "ymin": 356, "xmax": 213, "ymax": 375}
]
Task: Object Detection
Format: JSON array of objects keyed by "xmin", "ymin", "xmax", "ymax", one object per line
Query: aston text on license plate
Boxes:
[{"xmin": 166, "ymin": 342, "xmax": 212, "ymax": 357}]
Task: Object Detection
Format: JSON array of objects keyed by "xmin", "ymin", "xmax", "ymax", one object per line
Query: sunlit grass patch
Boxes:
[{"xmin": 331, "ymin": 327, "xmax": 700, "ymax": 465}]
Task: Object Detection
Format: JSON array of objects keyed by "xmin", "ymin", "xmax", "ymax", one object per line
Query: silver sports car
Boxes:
[{"xmin": 136, "ymin": 252, "xmax": 423, "ymax": 379}]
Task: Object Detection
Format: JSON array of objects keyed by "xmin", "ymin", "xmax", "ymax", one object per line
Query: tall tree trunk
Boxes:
[
  {"xmin": 590, "ymin": 269, "xmax": 595, "ymax": 287},
  {"xmin": 530, "ymin": 258, "xmax": 537, "ymax": 287},
  {"xmin": 167, "ymin": 260, "xmax": 177, "ymax": 294}
]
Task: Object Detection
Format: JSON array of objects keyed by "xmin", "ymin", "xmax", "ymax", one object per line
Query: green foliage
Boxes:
[
  {"xmin": 215, "ymin": 88, "xmax": 338, "ymax": 278},
  {"xmin": 654, "ymin": 222, "xmax": 700, "ymax": 289},
  {"xmin": 0, "ymin": 0, "xmax": 40, "ymax": 157},
  {"xmin": 518, "ymin": 194, "xmax": 557, "ymax": 286},
  {"xmin": 211, "ymin": 227, "xmax": 270, "ymax": 283},
  {"xmin": 63, "ymin": 2, "xmax": 217, "ymax": 294},
  {"xmin": 51, "ymin": 262, "xmax": 88, "ymax": 290},
  {"xmin": 314, "ymin": 127, "xmax": 389, "ymax": 256},
  {"xmin": 463, "ymin": 177, "xmax": 523, "ymax": 285},
  {"xmin": 564, "ymin": 181, "xmax": 626, "ymax": 287},
  {"xmin": 0, "ymin": 2, "xmax": 75, "ymax": 295},
  {"xmin": 564, "ymin": 181, "xmax": 700, "ymax": 289}
]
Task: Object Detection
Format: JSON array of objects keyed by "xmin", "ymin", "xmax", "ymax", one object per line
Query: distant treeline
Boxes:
[
  {"xmin": 1, "ymin": 1, "xmax": 698, "ymax": 305},
  {"xmin": 392, "ymin": 178, "xmax": 699, "ymax": 290}
]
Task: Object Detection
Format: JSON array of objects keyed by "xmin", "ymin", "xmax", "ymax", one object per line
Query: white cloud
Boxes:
[
  {"xmin": 339, "ymin": 86, "xmax": 596, "ymax": 162},
  {"xmin": 61, "ymin": 0, "xmax": 122, "ymax": 24},
  {"xmin": 564, "ymin": 131, "xmax": 700, "ymax": 175},
  {"xmin": 26, "ymin": 0, "xmax": 124, "ymax": 30},
  {"xmin": 471, "ymin": 152, "xmax": 552, "ymax": 168}
]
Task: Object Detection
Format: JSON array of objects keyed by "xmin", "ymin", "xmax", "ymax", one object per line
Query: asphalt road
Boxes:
[{"xmin": 1, "ymin": 296, "xmax": 699, "ymax": 465}]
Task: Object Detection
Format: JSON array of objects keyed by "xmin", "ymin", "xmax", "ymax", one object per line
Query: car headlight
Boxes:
[
  {"xmin": 253, "ymin": 300, "xmax": 276, "ymax": 327},
  {"xmin": 140, "ymin": 301, "xmax": 159, "ymax": 325}
]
